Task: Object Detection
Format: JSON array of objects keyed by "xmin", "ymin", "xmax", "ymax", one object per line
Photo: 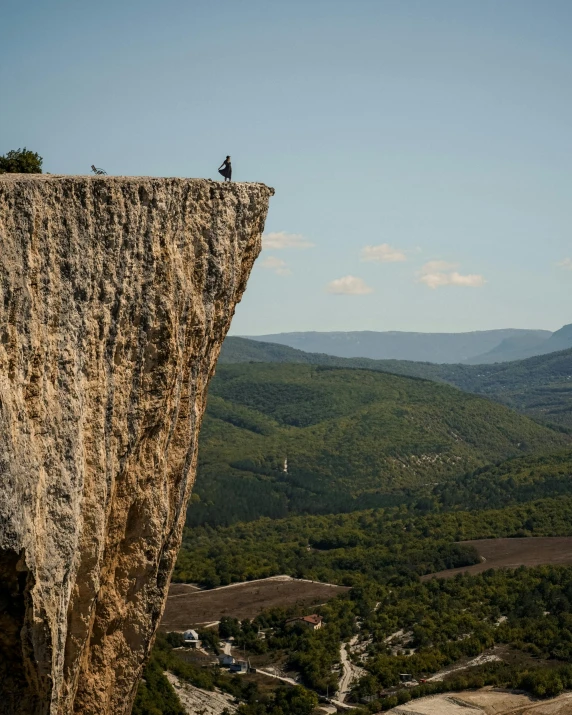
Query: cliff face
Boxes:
[{"xmin": 0, "ymin": 175, "xmax": 273, "ymax": 715}]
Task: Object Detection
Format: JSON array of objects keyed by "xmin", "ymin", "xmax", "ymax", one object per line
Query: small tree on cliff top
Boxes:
[{"xmin": 0, "ymin": 148, "xmax": 43, "ymax": 173}]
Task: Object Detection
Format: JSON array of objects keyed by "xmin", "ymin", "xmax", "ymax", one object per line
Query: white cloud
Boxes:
[
  {"xmin": 260, "ymin": 256, "xmax": 290, "ymax": 275},
  {"xmin": 262, "ymin": 231, "xmax": 314, "ymax": 250},
  {"xmin": 361, "ymin": 243, "xmax": 407, "ymax": 263},
  {"xmin": 326, "ymin": 275, "xmax": 374, "ymax": 295},
  {"xmin": 418, "ymin": 261, "xmax": 486, "ymax": 289},
  {"xmin": 558, "ymin": 258, "xmax": 572, "ymax": 270}
]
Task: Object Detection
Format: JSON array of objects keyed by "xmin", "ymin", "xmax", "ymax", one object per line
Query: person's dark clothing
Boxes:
[{"xmin": 218, "ymin": 159, "xmax": 232, "ymax": 181}]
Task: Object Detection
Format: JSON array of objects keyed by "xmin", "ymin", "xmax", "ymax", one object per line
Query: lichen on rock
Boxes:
[{"xmin": 0, "ymin": 175, "xmax": 273, "ymax": 714}]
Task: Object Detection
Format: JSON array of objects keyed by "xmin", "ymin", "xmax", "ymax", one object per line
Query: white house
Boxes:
[
  {"xmin": 229, "ymin": 659, "xmax": 249, "ymax": 674},
  {"xmin": 183, "ymin": 629, "xmax": 201, "ymax": 648}
]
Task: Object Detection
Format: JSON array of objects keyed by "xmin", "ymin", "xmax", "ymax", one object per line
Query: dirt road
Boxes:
[
  {"xmin": 426, "ymin": 653, "xmax": 502, "ymax": 682},
  {"xmin": 256, "ymin": 668, "xmax": 298, "ymax": 687},
  {"xmin": 337, "ymin": 635, "xmax": 366, "ymax": 702}
]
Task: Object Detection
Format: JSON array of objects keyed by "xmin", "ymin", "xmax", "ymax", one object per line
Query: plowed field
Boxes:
[
  {"xmin": 161, "ymin": 575, "xmax": 349, "ymax": 630},
  {"xmin": 422, "ymin": 537, "xmax": 572, "ymax": 581}
]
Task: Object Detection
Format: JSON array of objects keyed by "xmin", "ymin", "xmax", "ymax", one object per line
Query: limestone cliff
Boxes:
[{"xmin": 0, "ymin": 175, "xmax": 273, "ymax": 714}]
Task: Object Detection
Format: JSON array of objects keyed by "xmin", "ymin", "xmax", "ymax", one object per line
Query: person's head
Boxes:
[{"xmin": 226, "ymin": 155, "xmax": 230, "ymax": 160}]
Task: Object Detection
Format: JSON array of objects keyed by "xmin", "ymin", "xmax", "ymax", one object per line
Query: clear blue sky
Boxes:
[{"xmin": 2, "ymin": 0, "xmax": 571, "ymax": 334}]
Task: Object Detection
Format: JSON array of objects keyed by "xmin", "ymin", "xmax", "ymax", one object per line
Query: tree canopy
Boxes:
[{"xmin": 0, "ymin": 147, "xmax": 43, "ymax": 174}]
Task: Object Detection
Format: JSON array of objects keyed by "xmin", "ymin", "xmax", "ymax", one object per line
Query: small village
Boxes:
[
  {"xmin": 159, "ymin": 611, "xmax": 365, "ymax": 715},
  {"xmin": 178, "ymin": 612, "xmax": 324, "ymax": 677}
]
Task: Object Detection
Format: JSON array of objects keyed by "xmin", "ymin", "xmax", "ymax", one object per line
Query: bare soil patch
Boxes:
[
  {"xmin": 165, "ymin": 673, "xmax": 238, "ymax": 715},
  {"xmin": 422, "ymin": 537, "xmax": 572, "ymax": 581},
  {"xmin": 390, "ymin": 688, "xmax": 572, "ymax": 714},
  {"xmin": 161, "ymin": 575, "xmax": 349, "ymax": 630}
]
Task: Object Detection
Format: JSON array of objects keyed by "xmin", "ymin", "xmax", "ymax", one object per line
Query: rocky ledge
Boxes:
[{"xmin": 0, "ymin": 175, "xmax": 273, "ymax": 714}]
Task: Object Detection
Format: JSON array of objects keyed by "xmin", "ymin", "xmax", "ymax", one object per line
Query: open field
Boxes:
[
  {"xmin": 161, "ymin": 575, "xmax": 349, "ymax": 629},
  {"xmin": 389, "ymin": 688, "xmax": 572, "ymax": 714},
  {"xmin": 422, "ymin": 537, "xmax": 572, "ymax": 581}
]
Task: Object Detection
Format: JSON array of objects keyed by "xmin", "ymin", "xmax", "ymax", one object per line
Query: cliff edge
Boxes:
[{"xmin": 0, "ymin": 175, "xmax": 273, "ymax": 714}]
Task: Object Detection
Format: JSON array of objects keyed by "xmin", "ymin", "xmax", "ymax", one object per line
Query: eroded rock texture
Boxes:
[{"xmin": 0, "ymin": 175, "xmax": 273, "ymax": 714}]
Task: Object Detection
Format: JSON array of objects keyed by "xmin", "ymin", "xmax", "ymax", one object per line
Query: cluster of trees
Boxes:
[
  {"xmin": 217, "ymin": 608, "xmax": 347, "ymax": 694},
  {"xmin": 358, "ymin": 566, "xmax": 572, "ymax": 685},
  {"xmin": 0, "ymin": 148, "xmax": 42, "ymax": 173},
  {"xmin": 259, "ymin": 565, "xmax": 572, "ymax": 710},
  {"xmin": 435, "ymin": 451, "xmax": 572, "ymax": 511},
  {"xmin": 189, "ymin": 362, "xmax": 568, "ymax": 526}
]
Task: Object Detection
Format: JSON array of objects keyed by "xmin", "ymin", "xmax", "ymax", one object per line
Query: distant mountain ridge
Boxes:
[
  {"xmin": 243, "ymin": 327, "xmax": 571, "ymax": 364},
  {"xmin": 467, "ymin": 324, "xmax": 572, "ymax": 364},
  {"xmin": 465, "ymin": 334, "xmax": 553, "ymax": 364},
  {"xmin": 544, "ymin": 323, "xmax": 572, "ymax": 353}
]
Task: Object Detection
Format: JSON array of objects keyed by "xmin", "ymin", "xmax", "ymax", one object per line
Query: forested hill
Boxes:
[
  {"xmin": 189, "ymin": 363, "xmax": 569, "ymax": 526},
  {"xmin": 434, "ymin": 450, "xmax": 572, "ymax": 512},
  {"xmin": 220, "ymin": 337, "xmax": 572, "ymax": 428},
  {"xmin": 429, "ymin": 348, "xmax": 572, "ymax": 429}
]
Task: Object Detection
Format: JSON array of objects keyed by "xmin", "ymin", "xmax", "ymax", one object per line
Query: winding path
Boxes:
[{"xmin": 337, "ymin": 635, "xmax": 365, "ymax": 702}]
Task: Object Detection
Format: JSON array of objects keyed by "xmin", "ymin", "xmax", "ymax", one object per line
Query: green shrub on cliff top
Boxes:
[{"xmin": 0, "ymin": 147, "xmax": 43, "ymax": 173}]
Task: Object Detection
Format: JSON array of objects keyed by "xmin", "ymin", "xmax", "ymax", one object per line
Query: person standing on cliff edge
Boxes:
[{"xmin": 218, "ymin": 156, "xmax": 232, "ymax": 181}]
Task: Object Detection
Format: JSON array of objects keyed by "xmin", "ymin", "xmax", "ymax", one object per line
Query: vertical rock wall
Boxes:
[{"xmin": 0, "ymin": 175, "xmax": 273, "ymax": 714}]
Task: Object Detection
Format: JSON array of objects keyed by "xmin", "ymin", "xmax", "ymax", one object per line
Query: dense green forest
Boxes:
[
  {"xmin": 176, "ymin": 453, "xmax": 572, "ymax": 587},
  {"xmin": 189, "ymin": 363, "xmax": 569, "ymax": 526},
  {"xmin": 435, "ymin": 451, "xmax": 572, "ymax": 511},
  {"xmin": 220, "ymin": 338, "xmax": 572, "ymax": 428}
]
